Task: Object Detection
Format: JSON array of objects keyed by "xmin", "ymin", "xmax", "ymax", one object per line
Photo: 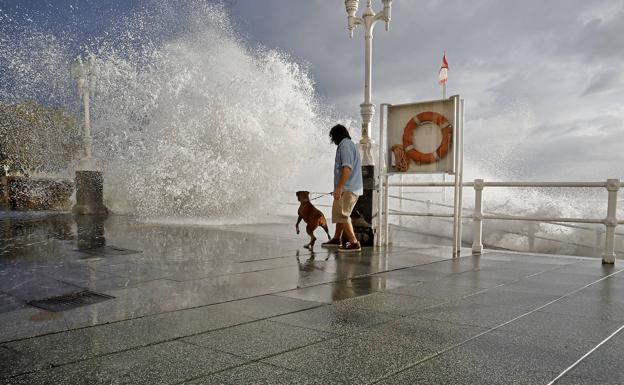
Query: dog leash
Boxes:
[{"xmin": 309, "ymin": 192, "xmax": 333, "ymax": 201}]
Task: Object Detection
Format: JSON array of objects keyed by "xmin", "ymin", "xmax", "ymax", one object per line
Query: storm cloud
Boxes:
[{"xmin": 229, "ymin": 0, "xmax": 624, "ymax": 180}]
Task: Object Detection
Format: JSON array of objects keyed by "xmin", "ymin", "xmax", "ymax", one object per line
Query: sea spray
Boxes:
[{"xmin": 1, "ymin": 2, "xmax": 340, "ymax": 218}]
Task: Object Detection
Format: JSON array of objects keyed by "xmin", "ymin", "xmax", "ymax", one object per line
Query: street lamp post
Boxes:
[
  {"xmin": 71, "ymin": 53, "xmax": 108, "ymax": 216},
  {"xmin": 342, "ymin": 0, "xmax": 392, "ymax": 246},
  {"xmin": 344, "ymin": 0, "xmax": 392, "ymax": 165},
  {"xmin": 71, "ymin": 54, "xmax": 97, "ymax": 168}
]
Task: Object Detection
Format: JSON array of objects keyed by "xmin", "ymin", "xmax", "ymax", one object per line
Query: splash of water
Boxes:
[{"xmin": 1, "ymin": 2, "xmax": 338, "ymax": 218}]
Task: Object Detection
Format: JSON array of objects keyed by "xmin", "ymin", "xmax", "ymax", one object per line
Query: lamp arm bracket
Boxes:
[
  {"xmin": 373, "ymin": 12, "xmax": 388, "ymax": 23},
  {"xmin": 351, "ymin": 16, "xmax": 364, "ymax": 26}
]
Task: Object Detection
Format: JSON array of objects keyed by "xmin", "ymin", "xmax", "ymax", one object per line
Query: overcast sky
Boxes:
[
  {"xmin": 2, "ymin": 0, "xmax": 623, "ymax": 181},
  {"xmin": 226, "ymin": 0, "xmax": 624, "ymax": 181}
]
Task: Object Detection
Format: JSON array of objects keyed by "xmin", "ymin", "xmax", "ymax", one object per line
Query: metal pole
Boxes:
[
  {"xmin": 602, "ymin": 178, "xmax": 620, "ymax": 264},
  {"xmin": 456, "ymin": 98, "xmax": 464, "ymax": 255},
  {"xmin": 472, "ymin": 179, "xmax": 484, "ymax": 255},
  {"xmin": 376, "ymin": 103, "xmax": 388, "ymax": 247},
  {"xmin": 383, "ymin": 174, "xmax": 390, "ymax": 245},
  {"xmin": 451, "ymin": 96, "xmax": 461, "ymax": 257},
  {"xmin": 359, "ymin": 4, "xmax": 376, "ymax": 166},
  {"xmin": 82, "ymin": 89, "xmax": 92, "ymax": 159},
  {"xmin": 399, "ymin": 174, "xmax": 403, "ymax": 227}
]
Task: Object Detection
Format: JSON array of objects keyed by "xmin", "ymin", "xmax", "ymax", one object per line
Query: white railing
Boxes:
[
  {"xmin": 380, "ymin": 179, "xmax": 622, "ymax": 264},
  {"xmin": 387, "ymin": 194, "xmax": 624, "ymax": 252}
]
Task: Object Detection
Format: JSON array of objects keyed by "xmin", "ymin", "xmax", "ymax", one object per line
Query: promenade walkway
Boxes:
[{"xmin": 0, "ymin": 213, "xmax": 622, "ymax": 384}]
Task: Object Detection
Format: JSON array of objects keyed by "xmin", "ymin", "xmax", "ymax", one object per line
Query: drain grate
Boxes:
[
  {"xmin": 27, "ymin": 290, "xmax": 115, "ymax": 312},
  {"xmin": 79, "ymin": 246, "xmax": 141, "ymax": 258}
]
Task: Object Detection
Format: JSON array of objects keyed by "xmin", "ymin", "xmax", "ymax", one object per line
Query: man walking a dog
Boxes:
[{"xmin": 322, "ymin": 124, "xmax": 363, "ymax": 252}]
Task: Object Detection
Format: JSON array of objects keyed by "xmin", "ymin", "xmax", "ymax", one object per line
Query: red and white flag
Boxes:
[{"xmin": 438, "ymin": 52, "xmax": 448, "ymax": 84}]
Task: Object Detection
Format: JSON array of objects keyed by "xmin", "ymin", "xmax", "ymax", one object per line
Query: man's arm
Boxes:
[{"xmin": 334, "ymin": 166, "xmax": 351, "ymax": 200}]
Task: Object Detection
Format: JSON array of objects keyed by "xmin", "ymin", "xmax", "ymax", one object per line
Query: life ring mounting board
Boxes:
[{"xmin": 383, "ymin": 98, "xmax": 458, "ymax": 174}]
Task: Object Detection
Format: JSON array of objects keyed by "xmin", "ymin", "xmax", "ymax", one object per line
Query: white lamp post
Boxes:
[
  {"xmin": 71, "ymin": 53, "xmax": 107, "ymax": 215},
  {"xmin": 344, "ymin": 0, "xmax": 392, "ymax": 165},
  {"xmin": 71, "ymin": 53, "xmax": 97, "ymax": 170}
]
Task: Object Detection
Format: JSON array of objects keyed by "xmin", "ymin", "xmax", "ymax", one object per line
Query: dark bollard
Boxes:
[
  {"xmin": 350, "ymin": 165, "xmax": 375, "ymax": 247},
  {"xmin": 75, "ymin": 214, "xmax": 107, "ymax": 250},
  {"xmin": 72, "ymin": 170, "xmax": 108, "ymax": 216}
]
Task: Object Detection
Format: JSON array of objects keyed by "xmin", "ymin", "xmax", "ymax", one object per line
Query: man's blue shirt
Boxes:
[{"xmin": 334, "ymin": 138, "xmax": 363, "ymax": 196}]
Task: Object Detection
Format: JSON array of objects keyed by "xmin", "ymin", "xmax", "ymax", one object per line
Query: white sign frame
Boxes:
[{"xmin": 376, "ymin": 95, "xmax": 465, "ymax": 257}]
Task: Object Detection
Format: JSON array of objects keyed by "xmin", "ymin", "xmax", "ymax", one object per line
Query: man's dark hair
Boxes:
[{"xmin": 329, "ymin": 124, "xmax": 351, "ymax": 145}]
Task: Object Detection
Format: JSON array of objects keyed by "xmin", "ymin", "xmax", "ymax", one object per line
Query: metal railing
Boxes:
[
  {"xmin": 387, "ymin": 198, "xmax": 624, "ymax": 256},
  {"xmin": 380, "ymin": 179, "xmax": 622, "ymax": 263}
]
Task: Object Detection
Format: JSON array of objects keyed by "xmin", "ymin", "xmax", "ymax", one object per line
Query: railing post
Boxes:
[
  {"xmin": 472, "ymin": 179, "xmax": 484, "ymax": 255},
  {"xmin": 594, "ymin": 228, "xmax": 603, "ymax": 254},
  {"xmin": 383, "ymin": 175, "xmax": 390, "ymax": 246},
  {"xmin": 528, "ymin": 222, "xmax": 538, "ymax": 252},
  {"xmin": 602, "ymin": 178, "xmax": 620, "ymax": 264}
]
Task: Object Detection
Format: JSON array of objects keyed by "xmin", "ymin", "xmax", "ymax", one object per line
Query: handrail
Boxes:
[
  {"xmin": 389, "ymin": 220, "xmax": 624, "ymax": 255},
  {"xmin": 385, "ymin": 181, "xmax": 623, "ymax": 188},
  {"xmin": 387, "ymin": 194, "xmax": 624, "ymax": 236},
  {"xmin": 379, "ymin": 178, "xmax": 621, "ymax": 264}
]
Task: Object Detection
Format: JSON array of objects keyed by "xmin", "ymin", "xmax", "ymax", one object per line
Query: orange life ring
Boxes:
[{"xmin": 402, "ymin": 111, "xmax": 452, "ymax": 164}]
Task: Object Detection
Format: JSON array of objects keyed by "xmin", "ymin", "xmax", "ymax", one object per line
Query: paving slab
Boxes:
[
  {"xmin": 571, "ymin": 277, "xmax": 624, "ymax": 303},
  {"xmin": 333, "ymin": 292, "xmax": 444, "ymax": 315},
  {"xmin": 5, "ymin": 341, "xmax": 245, "ymax": 385},
  {"xmin": 412, "ymin": 300, "xmax": 530, "ymax": 328},
  {"xmin": 0, "ymin": 307, "xmax": 69, "ymax": 343},
  {"xmin": 2, "ymin": 305, "xmax": 258, "ymax": 377},
  {"xmin": 276, "ymin": 274, "xmax": 411, "ymax": 303},
  {"xmin": 553, "ymin": 331, "xmax": 624, "ymax": 384},
  {"xmin": 369, "ymin": 266, "xmax": 450, "ymax": 283},
  {"xmin": 540, "ymin": 295, "xmax": 624, "ymax": 322},
  {"xmin": 183, "ymin": 319, "xmax": 335, "ymax": 360},
  {"xmin": 460, "ymin": 287, "xmax": 561, "ymax": 311},
  {"xmin": 0, "ymin": 293, "xmax": 25, "ymax": 313},
  {"xmin": 376, "ymin": 330, "xmax": 596, "ymax": 385},
  {"xmin": 385, "ymin": 280, "xmax": 488, "ymax": 301},
  {"xmin": 270, "ymin": 304, "xmax": 397, "ymax": 335},
  {"xmin": 263, "ymin": 334, "xmax": 436, "ymax": 385},
  {"xmin": 187, "ymin": 362, "xmax": 340, "ymax": 385},
  {"xmin": 496, "ymin": 310, "xmax": 623, "ymax": 344},
  {"xmin": 353, "ymin": 317, "xmax": 488, "ymax": 353},
  {"xmin": 207, "ymin": 295, "xmax": 324, "ymax": 319},
  {"xmin": 1, "ymin": 273, "xmax": 83, "ymax": 302},
  {"xmin": 495, "ymin": 272, "xmax": 598, "ymax": 296},
  {"xmin": 405, "ymin": 259, "xmax": 479, "ymax": 275}
]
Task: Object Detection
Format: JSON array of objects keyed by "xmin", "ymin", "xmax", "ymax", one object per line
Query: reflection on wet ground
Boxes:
[{"xmin": 1, "ymin": 212, "xmax": 624, "ymax": 384}]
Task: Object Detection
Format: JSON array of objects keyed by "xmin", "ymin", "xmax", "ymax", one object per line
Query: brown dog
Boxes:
[{"xmin": 296, "ymin": 191, "xmax": 331, "ymax": 250}]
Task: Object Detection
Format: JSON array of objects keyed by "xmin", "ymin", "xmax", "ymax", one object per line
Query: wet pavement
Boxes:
[{"xmin": 1, "ymin": 212, "xmax": 623, "ymax": 384}]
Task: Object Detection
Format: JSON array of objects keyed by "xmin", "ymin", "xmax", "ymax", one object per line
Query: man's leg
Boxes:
[
  {"xmin": 342, "ymin": 192, "xmax": 360, "ymax": 246},
  {"xmin": 322, "ymin": 196, "xmax": 344, "ymax": 246},
  {"xmin": 332, "ymin": 223, "xmax": 343, "ymax": 240},
  {"xmin": 343, "ymin": 221, "xmax": 358, "ymax": 244}
]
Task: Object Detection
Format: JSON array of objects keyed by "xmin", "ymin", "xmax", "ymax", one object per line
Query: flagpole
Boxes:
[{"xmin": 439, "ymin": 51, "xmax": 448, "ymax": 99}]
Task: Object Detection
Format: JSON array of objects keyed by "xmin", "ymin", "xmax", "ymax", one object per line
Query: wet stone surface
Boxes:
[{"xmin": 1, "ymin": 211, "xmax": 624, "ymax": 384}]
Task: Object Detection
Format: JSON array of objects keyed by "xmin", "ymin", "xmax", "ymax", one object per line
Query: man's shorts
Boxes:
[{"xmin": 332, "ymin": 191, "xmax": 359, "ymax": 224}]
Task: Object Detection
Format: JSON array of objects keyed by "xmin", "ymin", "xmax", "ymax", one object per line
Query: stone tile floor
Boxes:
[{"xmin": 0, "ymin": 212, "xmax": 623, "ymax": 384}]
